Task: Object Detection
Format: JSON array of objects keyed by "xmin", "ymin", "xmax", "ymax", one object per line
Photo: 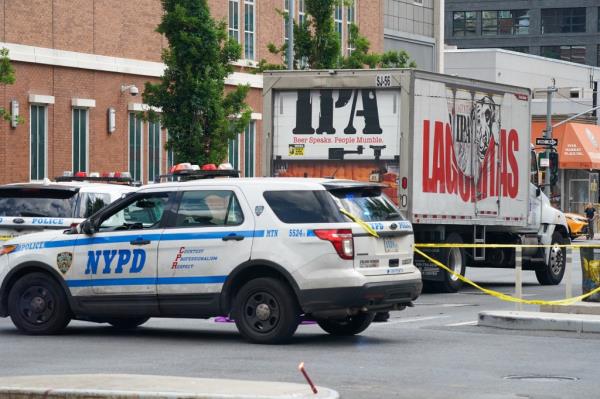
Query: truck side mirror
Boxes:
[{"xmin": 536, "ymin": 187, "xmax": 541, "ymax": 197}]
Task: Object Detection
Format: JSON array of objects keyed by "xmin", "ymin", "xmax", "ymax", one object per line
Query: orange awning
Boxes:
[{"xmin": 532, "ymin": 122, "xmax": 600, "ymax": 169}]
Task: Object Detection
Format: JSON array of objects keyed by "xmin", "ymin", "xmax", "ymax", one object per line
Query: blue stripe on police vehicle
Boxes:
[{"xmin": 14, "ymin": 230, "xmax": 267, "ymax": 253}]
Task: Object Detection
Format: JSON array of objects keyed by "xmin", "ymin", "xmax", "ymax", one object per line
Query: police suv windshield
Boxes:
[
  {"xmin": 328, "ymin": 187, "xmax": 404, "ymax": 222},
  {"xmin": 0, "ymin": 187, "xmax": 77, "ymax": 218}
]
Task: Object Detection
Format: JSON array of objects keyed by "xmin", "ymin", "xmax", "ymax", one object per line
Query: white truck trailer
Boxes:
[{"xmin": 262, "ymin": 69, "xmax": 569, "ymax": 292}]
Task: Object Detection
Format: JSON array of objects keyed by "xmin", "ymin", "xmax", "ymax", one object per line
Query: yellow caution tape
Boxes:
[
  {"xmin": 415, "ymin": 243, "xmax": 600, "ymax": 249},
  {"xmin": 340, "ymin": 209, "xmax": 379, "ymax": 238},
  {"xmin": 413, "ymin": 247, "xmax": 600, "ymax": 305}
]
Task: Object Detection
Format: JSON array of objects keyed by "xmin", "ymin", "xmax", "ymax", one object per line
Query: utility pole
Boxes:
[
  {"xmin": 543, "ymin": 82, "xmax": 558, "ymax": 191},
  {"xmin": 287, "ymin": 0, "xmax": 295, "ymax": 70}
]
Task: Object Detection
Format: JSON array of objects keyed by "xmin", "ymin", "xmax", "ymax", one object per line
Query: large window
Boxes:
[
  {"xmin": 541, "ymin": 45, "xmax": 586, "ymax": 64},
  {"xmin": 335, "ymin": 5, "xmax": 343, "ymax": 52},
  {"xmin": 244, "ymin": 0, "xmax": 255, "ymax": 60},
  {"xmin": 284, "ymin": 0, "xmax": 291, "ymax": 65},
  {"xmin": 453, "ymin": 11, "xmax": 476, "ymax": 37},
  {"xmin": 148, "ymin": 120, "xmax": 161, "ymax": 183},
  {"xmin": 482, "ymin": 10, "xmax": 529, "ymax": 35},
  {"xmin": 228, "ymin": 0, "xmax": 240, "ymax": 41},
  {"xmin": 244, "ymin": 121, "xmax": 256, "ymax": 177},
  {"xmin": 541, "ymin": 8, "xmax": 586, "ymax": 34},
  {"xmin": 30, "ymin": 105, "xmax": 46, "ymax": 181},
  {"xmin": 72, "ymin": 108, "xmax": 88, "ymax": 174},
  {"xmin": 128, "ymin": 113, "xmax": 143, "ymax": 182},
  {"xmin": 347, "ymin": 0, "xmax": 356, "ymax": 53}
]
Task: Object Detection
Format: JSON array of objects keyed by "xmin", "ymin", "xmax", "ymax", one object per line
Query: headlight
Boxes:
[{"xmin": 0, "ymin": 245, "xmax": 16, "ymax": 256}]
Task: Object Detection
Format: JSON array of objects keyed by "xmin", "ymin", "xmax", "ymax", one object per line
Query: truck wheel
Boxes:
[
  {"xmin": 8, "ymin": 272, "xmax": 71, "ymax": 335},
  {"xmin": 317, "ymin": 312, "xmax": 375, "ymax": 336},
  {"xmin": 536, "ymin": 231, "xmax": 568, "ymax": 285},
  {"xmin": 233, "ymin": 277, "xmax": 300, "ymax": 344},
  {"xmin": 436, "ymin": 233, "xmax": 466, "ymax": 293},
  {"xmin": 107, "ymin": 317, "xmax": 150, "ymax": 329}
]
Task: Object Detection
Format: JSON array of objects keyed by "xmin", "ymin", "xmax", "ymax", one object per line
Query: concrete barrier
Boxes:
[{"xmin": 0, "ymin": 374, "xmax": 339, "ymax": 399}]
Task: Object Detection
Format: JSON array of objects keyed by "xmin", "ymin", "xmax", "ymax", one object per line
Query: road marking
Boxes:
[
  {"xmin": 446, "ymin": 320, "xmax": 478, "ymax": 327},
  {"xmin": 373, "ymin": 315, "xmax": 449, "ymax": 327}
]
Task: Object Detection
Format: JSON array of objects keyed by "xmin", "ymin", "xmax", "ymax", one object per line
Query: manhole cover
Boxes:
[{"xmin": 503, "ymin": 375, "xmax": 579, "ymax": 382}]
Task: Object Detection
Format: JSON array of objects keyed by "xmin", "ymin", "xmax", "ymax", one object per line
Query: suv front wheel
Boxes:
[
  {"xmin": 233, "ymin": 277, "xmax": 300, "ymax": 344},
  {"xmin": 8, "ymin": 272, "xmax": 71, "ymax": 334}
]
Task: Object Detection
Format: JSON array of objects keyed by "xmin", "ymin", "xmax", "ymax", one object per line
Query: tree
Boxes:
[
  {"xmin": 143, "ymin": 0, "xmax": 251, "ymax": 165},
  {"xmin": 0, "ymin": 48, "xmax": 19, "ymax": 123},
  {"xmin": 258, "ymin": 0, "xmax": 416, "ymax": 71}
]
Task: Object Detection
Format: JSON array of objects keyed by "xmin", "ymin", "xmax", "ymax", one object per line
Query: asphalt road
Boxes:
[{"xmin": 1, "ymin": 241, "xmax": 599, "ymax": 399}]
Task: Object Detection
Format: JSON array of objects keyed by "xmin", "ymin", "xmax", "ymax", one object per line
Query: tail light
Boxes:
[{"xmin": 313, "ymin": 229, "xmax": 354, "ymax": 260}]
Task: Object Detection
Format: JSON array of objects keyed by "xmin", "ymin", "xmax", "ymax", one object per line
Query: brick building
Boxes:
[{"xmin": 0, "ymin": 0, "xmax": 382, "ymax": 184}]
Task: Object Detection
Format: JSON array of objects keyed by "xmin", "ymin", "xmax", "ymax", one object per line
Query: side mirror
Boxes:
[
  {"xmin": 536, "ymin": 187, "xmax": 541, "ymax": 197},
  {"xmin": 79, "ymin": 220, "xmax": 96, "ymax": 235}
]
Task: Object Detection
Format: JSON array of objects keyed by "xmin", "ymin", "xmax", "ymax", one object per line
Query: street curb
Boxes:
[
  {"xmin": 0, "ymin": 374, "xmax": 340, "ymax": 399},
  {"xmin": 540, "ymin": 301, "xmax": 600, "ymax": 315},
  {"xmin": 478, "ymin": 310, "xmax": 600, "ymax": 333}
]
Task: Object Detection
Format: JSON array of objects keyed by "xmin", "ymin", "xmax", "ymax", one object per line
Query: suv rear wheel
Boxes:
[
  {"xmin": 317, "ymin": 312, "xmax": 375, "ymax": 336},
  {"xmin": 8, "ymin": 272, "xmax": 71, "ymax": 334},
  {"xmin": 233, "ymin": 277, "xmax": 300, "ymax": 344}
]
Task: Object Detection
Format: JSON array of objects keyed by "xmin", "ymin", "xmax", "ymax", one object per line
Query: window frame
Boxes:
[
  {"xmin": 128, "ymin": 112, "xmax": 143, "ymax": 183},
  {"xmin": 244, "ymin": 121, "xmax": 256, "ymax": 177},
  {"xmin": 244, "ymin": 0, "xmax": 255, "ymax": 60},
  {"xmin": 541, "ymin": 45, "xmax": 586, "ymax": 64},
  {"xmin": 229, "ymin": 0, "xmax": 240, "ymax": 42},
  {"xmin": 453, "ymin": 11, "xmax": 477, "ymax": 37},
  {"xmin": 72, "ymin": 107, "xmax": 89, "ymax": 174},
  {"xmin": 30, "ymin": 104, "xmax": 47, "ymax": 181},
  {"xmin": 148, "ymin": 120, "xmax": 161, "ymax": 183},
  {"xmin": 541, "ymin": 7, "xmax": 586, "ymax": 34}
]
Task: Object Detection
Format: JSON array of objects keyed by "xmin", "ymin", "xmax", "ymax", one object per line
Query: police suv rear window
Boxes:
[
  {"xmin": 329, "ymin": 188, "xmax": 404, "ymax": 222},
  {"xmin": 263, "ymin": 190, "xmax": 344, "ymax": 224},
  {"xmin": 0, "ymin": 187, "xmax": 77, "ymax": 218}
]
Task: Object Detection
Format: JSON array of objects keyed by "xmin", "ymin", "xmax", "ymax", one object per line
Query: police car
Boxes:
[
  {"xmin": 0, "ymin": 175, "xmax": 136, "ymax": 242},
  {"xmin": 0, "ymin": 177, "xmax": 421, "ymax": 344}
]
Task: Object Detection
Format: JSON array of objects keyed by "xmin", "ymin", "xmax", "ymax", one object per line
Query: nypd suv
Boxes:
[{"xmin": 0, "ymin": 178, "xmax": 421, "ymax": 344}]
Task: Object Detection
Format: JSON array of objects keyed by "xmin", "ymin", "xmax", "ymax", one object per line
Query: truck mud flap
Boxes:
[{"xmin": 414, "ymin": 247, "xmax": 444, "ymax": 281}]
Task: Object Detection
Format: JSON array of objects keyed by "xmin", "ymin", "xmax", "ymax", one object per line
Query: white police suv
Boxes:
[{"xmin": 0, "ymin": 178, "xmax": 421, "ymax": 344}]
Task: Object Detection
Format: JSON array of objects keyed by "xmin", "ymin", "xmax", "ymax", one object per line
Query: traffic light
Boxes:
[{"xmin": 549, "ymin": 151, "xmax": 559, "ymax": 186}]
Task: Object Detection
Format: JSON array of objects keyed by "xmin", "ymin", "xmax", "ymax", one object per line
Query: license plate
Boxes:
[
  {"xmin": 387, "ymin": 267, "xmax": 404, "ymax": 274},
  {"xmin": 383, "ymin": 238, "xmax": 399, "ymax": 253}
]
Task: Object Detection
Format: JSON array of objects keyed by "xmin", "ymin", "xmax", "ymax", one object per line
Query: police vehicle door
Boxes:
[
  {"xmin": 71, "ymin": 191, "xmax": 171, "ymax": 296},
  {"xmin": 157, "ymin": 188, "xmax": 253, "ymax": 308}
]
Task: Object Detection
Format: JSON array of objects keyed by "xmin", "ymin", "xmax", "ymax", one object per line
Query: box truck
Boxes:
[{"xmin": 262, "ymin": 69, "xmax": 569, "ymax": 292}]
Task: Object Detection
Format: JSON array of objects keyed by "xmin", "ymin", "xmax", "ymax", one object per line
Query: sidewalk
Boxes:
[
  {"xmin": 0, "ymin": 374, "xmax": 339, "ymax": 399},
  {"xmin": 478, "ymin": 302, "xmax": 600, "ymax": 333}
]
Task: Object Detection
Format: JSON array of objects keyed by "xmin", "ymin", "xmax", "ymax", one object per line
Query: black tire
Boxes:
[
  {"xmin": 434, "ymin": 233, "xmax": 466, "ymax": 293},
  {"xmin": 536, "ymin": 231, "xmax": 569, "ymax": 285},
  {"xmin": 233, "ymin": 277, "xmax": 300, "ymax": 344},
  {"xmin": 317, "ymin": 312, "xmax": 375, "ymax": 336},
  {"xmin": 107, "ymin": 317, "xmax": 149, "ymax": 329},
  {"xmin": 8, "ymin": 272, "xmax": 71, "ymax": 335},
  {"xmin": 373, "ymin": 311, "xmax": 390, "ymax": 322}
]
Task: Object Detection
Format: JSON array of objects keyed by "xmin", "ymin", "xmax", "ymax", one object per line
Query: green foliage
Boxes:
[
  {"xmin": 143, "ymin": 0, "xmax": 251, "ymax": 165},
  {"xmin": 0, "ymin": 48, "xmax": 19, "ymax": 123},
  {"xmin": 257, "ymin": 0, "xmax": 416, "ymax": 71}
]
